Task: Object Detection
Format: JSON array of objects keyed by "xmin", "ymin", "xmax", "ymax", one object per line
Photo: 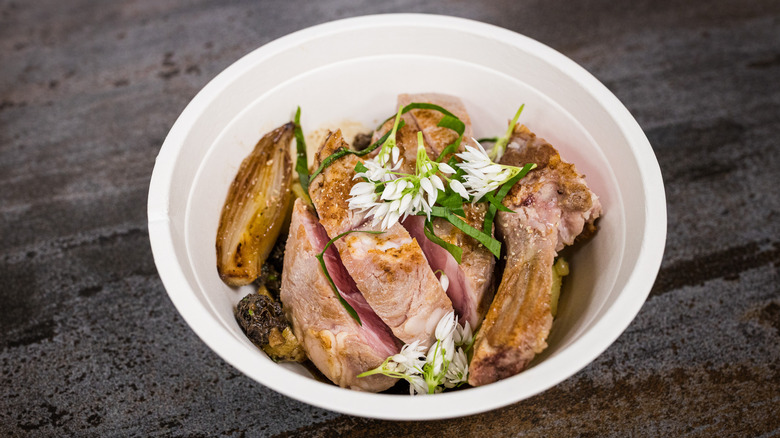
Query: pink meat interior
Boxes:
[
  {"xmin": 403, "ymin": 216, "xmax": 473, "ymax": 325},
  {"xmin": 302, "ymin": 213, "xmax": 400, "ymax": 357}
]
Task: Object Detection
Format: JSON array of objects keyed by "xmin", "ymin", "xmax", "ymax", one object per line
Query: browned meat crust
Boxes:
[
  {"xmin": 280, "ymin": 199, "xmax": 398, "ymax": 392},
  {"xmin": 468, "ymin": 125, "xmax": 601, "ymax": 386},
  {"xmin": 309, "ymin": 130, "xmax": 453, "ymax": 347}
]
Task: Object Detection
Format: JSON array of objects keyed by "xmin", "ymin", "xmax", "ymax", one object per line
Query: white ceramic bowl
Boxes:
[{"xmin": 148, "ymin": 14, "xmax": 666, "ymax": 420}]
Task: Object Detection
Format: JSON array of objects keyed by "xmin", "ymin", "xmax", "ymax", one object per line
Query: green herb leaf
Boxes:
[
  {"xmin": 483, "ymin": 192, "xmax": 514, "ymax": 213},
  {"xmin": 354, "ymin": 161, "xmax": 368, "ymax": 175},
  {"xmin": 429, "ymin": 206, "xmax": 502, "ymax": 258},
  {"xmin": 482, "ymin": 162, "xmax": 536, "ymax": 234},
  {"xmin": 378, "ymin": 103, "xmax": 465, "ymax": 162},
  {"xmin": 437, "ymin": 114, "xmax": 466, "ymax": 136},
  {"xmin": 423, "ymin": 219, "xmax": 463, "ymax": 263},
  {"xmin": 436, "ymin": 136, "xmax": 462, "ymax": 162},
  {"xmin": 316, "ymin": 229, "xmax": 385, "ymax": 325},
  {"xmin": 436, "ymin": 188, "xmax": 467, "ymax": 216},
  {"xmin": 293, "ymin": 107, "xmax": 311, "ymax": 197}
]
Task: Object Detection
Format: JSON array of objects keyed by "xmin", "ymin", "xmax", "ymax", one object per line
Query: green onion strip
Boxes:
[
  {"xmin": 293, "ymin": 107, "xmax": 311, "ymax": 198},
  {"xmin": 482, "ymin": 163, "xmax": 536, "ymax": 234},
  {"xmin": 427, "ymin": 206, "xmax": 502, "ymax": 258},
  {"xmin": 423, "ymin": 219, "xmax": 463, "ymax": 263}
]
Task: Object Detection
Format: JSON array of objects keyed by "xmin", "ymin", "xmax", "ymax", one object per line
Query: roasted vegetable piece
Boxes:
[
  {"xmin": 216, "ymin": 123, "xmax": 294, "ymax": 286},
  {"xmin": 550, "ymin": 257, "xmax": 569, "ymax": 318},
  {"xmin": 235, "ymin": 288, "xmax": 305, "ymax": 362}
]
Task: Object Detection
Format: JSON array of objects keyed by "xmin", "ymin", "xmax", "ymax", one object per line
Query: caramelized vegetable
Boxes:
[
  {"xmin": 550, "ymin": 257, "xmax": 569, "ymax": 318},
  {"xmin": 216, "ymin": 123, "xmax": 294, "ymax": 286}
]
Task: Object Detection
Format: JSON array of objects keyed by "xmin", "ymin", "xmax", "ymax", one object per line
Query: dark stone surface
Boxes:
[{"xmin": 1, "ymin": 0, "xmax": 778, "ymax": 436}]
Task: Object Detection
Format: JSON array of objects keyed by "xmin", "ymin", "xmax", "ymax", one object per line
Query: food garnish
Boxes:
[
  {"xmin": 358, "ymin": 311, "xmax": 473, "ymax": 395},
  {"xmin": 216, "ymin": 123, "xmax": 294, "ymax": 286},
  {"xmin": 293, "ymin": 107, "xmax": 311, "ymax": 199},
  {"xmin": 345, "ymin": 105, "xmax": 536, "ymax": 262},
  {"xmin": 218, "ymin": 95, "xmax": 600, "ymax": 393},
  {"xmin": 482, "ymin": 104, "xmax": 525, "ymax": 161}
]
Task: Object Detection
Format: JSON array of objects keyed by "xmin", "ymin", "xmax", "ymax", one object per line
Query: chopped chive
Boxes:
[{"xmin": 315, "ymin": 229, "xmax": 384, "ymax": 325}]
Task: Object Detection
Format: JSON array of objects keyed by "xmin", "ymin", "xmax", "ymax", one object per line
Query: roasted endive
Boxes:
[{"xmin": 216, "ymin": 123, "xmax": 294, "ymax": 286}]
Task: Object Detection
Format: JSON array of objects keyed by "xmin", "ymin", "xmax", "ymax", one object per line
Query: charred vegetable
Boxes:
[
  {"xmin": 235, "ymin": 288, "xmax": 305, "ymax": 362},
  {"xmin": 216, "ymin": 123, "xmax": 294, "ymax": 286}
]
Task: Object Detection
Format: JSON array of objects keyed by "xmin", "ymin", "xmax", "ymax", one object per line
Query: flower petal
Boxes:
[
  {"xmin": 438, "ymin": 162, "xmax": 455, "ymax": 174},
  {"xmin": 449, "ymin": 179, "xmax": 469, "ymax": 199}
]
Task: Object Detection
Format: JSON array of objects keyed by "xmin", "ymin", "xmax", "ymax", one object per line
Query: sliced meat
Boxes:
[
  {"xmin": 280, "ymin": 199, "xmax": 399, "ymax": 392},
  {"xmin": 402, "ymin": 207, "xmax": 495, "ymax": 329},
  {"xmin": 309, "ymin": 130, "xmax": 453, "ymax": 347},
  {"xmin": 383, "ymin": 93, "xmax": 497, "ymax": 328},
  {"xmin": 468, "ymin": 125, "xmax": 601, "ymax": 386},
  {"xmin": 370, "ymin": 92, "xmax": 476, "ymax": 168},
  {"xmin": 370, "ymin": 112, "xmax": 420, "ymax": 175},
  {"xmin": 398, "ymin": 92, "xmax": 475, "ymax": 161}
]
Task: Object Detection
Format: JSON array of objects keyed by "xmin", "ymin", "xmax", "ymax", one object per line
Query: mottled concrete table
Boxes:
[{"xmin": 1, "ymin": 1, "xmax": 778, "ymax": 436}]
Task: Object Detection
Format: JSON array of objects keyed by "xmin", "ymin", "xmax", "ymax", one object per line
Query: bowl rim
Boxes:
[{"xmin": 148, "ymin": 13, "xmax": 666, "ymax": 420}]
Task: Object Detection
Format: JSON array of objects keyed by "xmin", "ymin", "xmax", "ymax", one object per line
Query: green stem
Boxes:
[
  {"xmin": 489, "ymin": 104, "xmax": 525, "ymax": 161},
  {"xmin": 293, "ymin": 107, "xmax": 311, "ymax": 199}
]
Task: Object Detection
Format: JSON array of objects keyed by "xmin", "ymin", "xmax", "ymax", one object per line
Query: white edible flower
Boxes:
[
  {"xmin": 456, "ymin": 140, "xmax": 522, "ymax": 201},
  {"xmin": 434, "ymin": 311, "xmax": 457, "ymax": 342},
  {"xmin": 390, "ymin": 340, "xmax": 426, "ymax": 374},
  {"xmin": 347, "ymin": 181, "xmax": 379, "ymax": 212},
  {"xmin": 426, "ymin": 343, "xmax": 445, "ymax": 376},
  {"xmin": 438, "ymin": 272, "xmax": 449, "ymax": 292},
  {"xmin": 449, "ymin": 179, "xmax": 469, "ymax": 199},
  {"xmin": 408, "ymin": 375, "xmax": 428, "ymax": 395},
  {"xmin": 453, "ymin": 320, "xmax": 473, "ymax": 347},
  {"xmin": 349, "ymin": 131, "xmax": 463, "ymax": 229},
  {"xmin": 358, "ymin": 311, "xmax": 472, "ymax": 395},
  {"xmin": 444, "ymin": 349, "xmax": 469, "ymax": 388}
]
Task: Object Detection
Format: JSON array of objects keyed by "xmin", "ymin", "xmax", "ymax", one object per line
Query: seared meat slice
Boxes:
[
  {"xmin": 309, "ymin": 130, "xmax": 453, "ymax": 347},
  {"xmin": 402, "ymin": 207, "xmax": 495, "ymax": 329},
  {"xmin": 384, "ymin": 93, "xmax": 496, "ymax": 328},
  {"xmin": 370, "ymin": 93, "xmax": 476, "ymax": 169},
  {"xmin": 398, "ymin": 92, "xmax": 475, "ymax": 161},
  {"xmin": 280, "ymin": 199, "xmax": 399, "ymax": 392},
  {"xmin": 468, "ymin": 125, "xmax": 601, "ymax": 386},
  {"xmin": 370, "ymin": 112, "xmax": 420, "ymax": 175}
]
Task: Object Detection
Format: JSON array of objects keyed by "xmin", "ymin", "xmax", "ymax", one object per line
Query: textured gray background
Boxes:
[{"xmin": 1, "ymin": 0, "xmax": 778, "ymax": 436}]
